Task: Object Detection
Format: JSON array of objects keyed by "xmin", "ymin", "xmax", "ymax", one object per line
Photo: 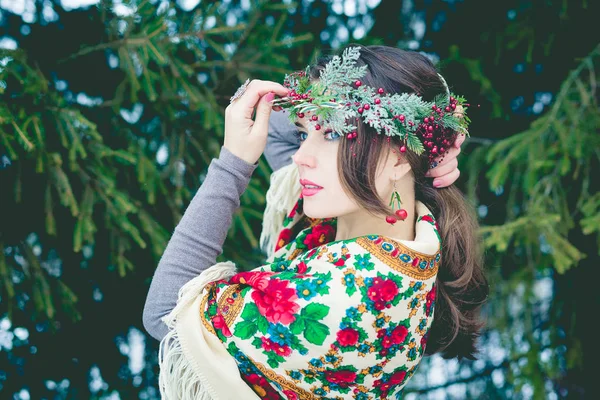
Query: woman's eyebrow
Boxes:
[{"xmin": 294, "ymin": 121, "xmax": 305, "ymax": 129}]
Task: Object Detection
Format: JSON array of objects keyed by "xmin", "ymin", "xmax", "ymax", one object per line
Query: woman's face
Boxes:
[{"xmin": 291, "ymin": 112, "xmax": 394, "ymax": 219}]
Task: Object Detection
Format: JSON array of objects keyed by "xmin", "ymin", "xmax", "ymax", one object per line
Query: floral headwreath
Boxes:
[{"xmin": 272, "ymin": 47, "xmax": 471, "ymax": 164}]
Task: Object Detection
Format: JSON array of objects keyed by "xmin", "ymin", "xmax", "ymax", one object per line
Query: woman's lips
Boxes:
[
  {"xmin": 299, "ymin": 179, "xmax": 323, "ymax": 196},
  {"xmin": 301, "ymin": 187, "xmax": 323, "ymax": 196}
]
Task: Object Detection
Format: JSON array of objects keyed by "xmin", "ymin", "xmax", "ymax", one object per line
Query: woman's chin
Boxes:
[{"xmin": 303, "ymin": 205, "xmax": 333, "ymax": 220}]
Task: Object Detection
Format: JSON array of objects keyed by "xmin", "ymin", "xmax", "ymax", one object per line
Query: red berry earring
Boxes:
[{"xmin": 385, "ymin": 175, "xmax": 408, "ymax": 225}]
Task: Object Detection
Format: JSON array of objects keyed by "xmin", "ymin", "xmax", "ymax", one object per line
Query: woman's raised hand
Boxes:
[
  {"xmin": 224, "ymin": 79, "xmax": 289, "ymax": 165},
  {"xmin": 425, "ymin": 133, "xmax": 467, "ymax": 188}
]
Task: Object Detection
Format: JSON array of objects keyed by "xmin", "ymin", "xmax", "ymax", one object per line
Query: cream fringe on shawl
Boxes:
[
  {"xmin": 158, "ymin": 261, "xmax": 259, "ymax": 400},
  {"xmin": 158, "ymin": 162, "xmax": 300, "ymax": 399},
  {"xmin": 259, "ymin": 162, "xmax": 302, "ymax": 262}
]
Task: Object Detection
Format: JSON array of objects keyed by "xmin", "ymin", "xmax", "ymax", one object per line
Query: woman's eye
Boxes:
[
  {"xmin": 293, "ymin": 130, "xmax": 308, "ymax": 142},
  {"xmin": 327, "ymin": 131, "xmax": 341, "ymax": 140}
]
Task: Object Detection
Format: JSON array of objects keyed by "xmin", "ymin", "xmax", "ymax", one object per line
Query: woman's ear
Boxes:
[
  {"xmin": 376, "ymin": 147, "xmax": 412, "ymax": 182},
  {"xmin": 390, "ymin": 159, "xmax": 412, "ymax": 182},
  {"xmin": 389, "ymin": 149, "xmax": 412, "ymax": 181}
]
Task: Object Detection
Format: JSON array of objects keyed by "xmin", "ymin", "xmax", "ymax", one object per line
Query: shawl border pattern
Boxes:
[
  {"xmin": 199, "ymin": 288, "xmax": 216, "ymax": 336},
  {"xmin": 219, "ymin": 284, "xmax": 246, "ymax": 326},
  {"xmin": 355, "ymin": 236, "xmax": 440, "ymax": 280},
  {"xmin": 250, "ymin": 357, "xmax": 318, "ymax": 400}
]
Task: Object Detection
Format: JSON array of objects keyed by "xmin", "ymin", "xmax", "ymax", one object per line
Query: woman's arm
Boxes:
[
  {"xmin": 144, "ymin": 80, "xmax": 289, "ymax": 341},
  {"xmin": 263, "ymin": 110, "xmax": 300, "ymax": 172},
  {"xmin": 142, "ymin": 146, "xmax": 258, "ymax": 341}
]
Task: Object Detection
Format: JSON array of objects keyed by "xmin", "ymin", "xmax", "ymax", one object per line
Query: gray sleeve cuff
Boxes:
[{"xmin": 219, "ymin": 146, "xmax": 259, "ymax": 176}]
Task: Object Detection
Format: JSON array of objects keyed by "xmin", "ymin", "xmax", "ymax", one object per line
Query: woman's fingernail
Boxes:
[
  {"xmin": 433, "ymin": 180, "xmax": 441, "ymax": 187},
  {"xmin": 265, "ymin": 92, "xmax": 275, "ymax": 102}
]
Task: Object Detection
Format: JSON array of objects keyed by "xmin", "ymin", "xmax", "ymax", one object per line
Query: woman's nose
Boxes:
[{"xmin": 292, "ymin": 145, "xmax": 316, "ymax": 168}]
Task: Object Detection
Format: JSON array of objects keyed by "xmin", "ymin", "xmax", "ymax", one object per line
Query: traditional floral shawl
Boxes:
[{"xmin": 159, "ymin": 173, "xmax": 442, "ymax": 400}]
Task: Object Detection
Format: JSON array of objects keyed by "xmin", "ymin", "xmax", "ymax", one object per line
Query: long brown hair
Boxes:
[{"xmin": 308, "ymin": 44, "xmax": 489, "ymax": 359}]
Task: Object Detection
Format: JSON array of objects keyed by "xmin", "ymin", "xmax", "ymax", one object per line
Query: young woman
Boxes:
[{"xmin": 143, "ymin": 45, "xmax": 488, "ymax": 399}]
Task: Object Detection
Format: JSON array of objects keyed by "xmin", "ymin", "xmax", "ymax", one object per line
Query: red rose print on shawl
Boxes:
[
  {"xmin": 391, "ymin": 325, "xmax": 408, "ymax": 345},
  {"xmin": 211, "ymin": 314, "xmax": 231, "ymax": 337},
  {"xmin": 420, "ymin": 331, "xmax": 429, "ymax": 350},
  {"xmin": 251, "ymin": 278, "xmax": 300, "ymax": 325},
  {"xmin": 230, "ymin": 271, "xmax": 274, "ymax": 291},
  {"xmin": 273, "ymin": 344, "xmax": 292, "ymax": 357},
  {"xmin": 296, "ymin": 261, "xmax": 308, "ymax": 274},
  {"xmin": 306, "ymin": 248, "xmax": 318, "ymax": 259},
  {"xmin": 381, "ymin": 335, "xmax": 394, "ymax": 349},
  {"xmin": 425, "ymin": 284, "xmax": 436, "ymax": 316},
  {"xmin": 367, "ymin": 278, "xmax": 399, "ymax": 303},
  {"xmin": 260, "ymin": 336, "xmax": 273, "ymax": 351},
  {"xmin": 275, "ymin": 228, "xmax": 293, "ymax": 251},
  {"xmin": 420, "ymin": 215, "xmax": 434, "ymax": 223},
  {"xmin": 260, "ymin": 336, "xmax": 292, "ymax": 357},
  {"xmin": 419, "ymin": 214, "xmax": 441, "ymax": 243},
  {"xmin": 246, "ymin": 374, "xmax": 279, "ymax": 400},
  {"xmin": 381, "ymin": 326, "xmax": 406, "ymax": 348},
  {"xmin": 336, "ymin": 328, "xmax": 359, "ymax": 346},
  {"xmin": 303, "ymin": 223, "xmax": 335, "ymax": 249},
  {"xmin": 324, "ymin": 369, "xmax": 356, "ymax": 388},
  {"xmin": 374, "ymin": 369, "xmax": 407, "ymax": 398},
  {"xmin": 389, "ymin": 370, "xmax": 407, "ymax": 385},
  {"xmin": 289, "ymin": 199, "xmax": 300, "ymax": 218},
  {"xmin": 283, "ymin": 389, "xmax": 299, "ymax": 400}
]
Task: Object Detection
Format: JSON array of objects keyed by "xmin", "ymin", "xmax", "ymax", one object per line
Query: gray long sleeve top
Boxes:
[{"xmin": 142, "ymin": 110, "xmax": 299, "ymax": 341}]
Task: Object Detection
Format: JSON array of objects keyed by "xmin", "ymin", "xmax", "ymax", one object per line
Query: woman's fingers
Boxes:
[
  {"xmin": 251, "ymin": 92, "xmax": 277, "ymax": 137},
  {"xmin": 425, "ymin": 133, "xmax": 466, "ymax": 187},
  {"xmin": 427, "ymin": 157, "xmax": 458, "ymax": 179},
  {"xmin": 455, "ymin": 133, "xmax": 466, "ymax": 148},
  {"xmin": 433, "ymin": 168, "xmax": 460, "ymax": 188},
  {"xmin": 231, "ymin": 79, "xmax": 288, "ymax": 119},
  {"xmin": 426, "ymin": 145, "xmax": 461, "ymax": 176}
]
